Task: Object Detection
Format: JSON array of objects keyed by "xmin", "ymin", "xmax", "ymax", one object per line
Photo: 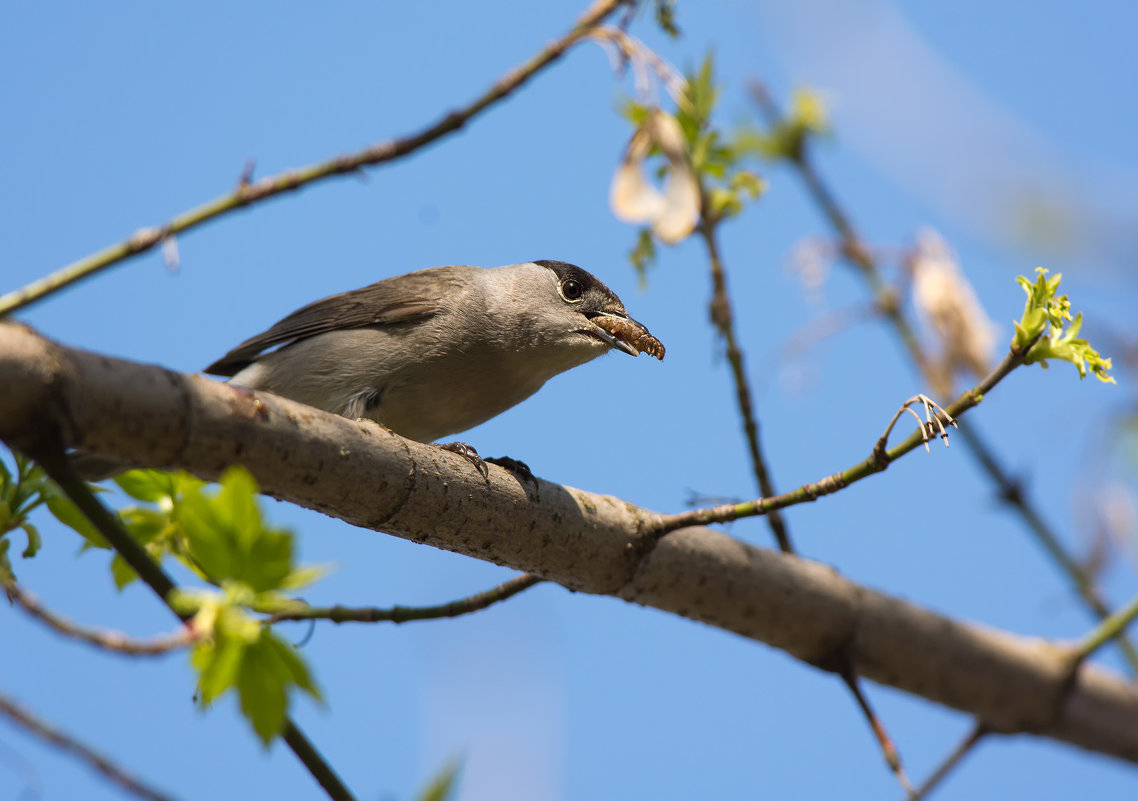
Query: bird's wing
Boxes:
[{"xmin": 204, "ymin": 266, "xmax": 472, "ymax": 376}]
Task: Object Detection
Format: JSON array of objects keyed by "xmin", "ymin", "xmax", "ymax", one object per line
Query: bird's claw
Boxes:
[
  {"xmin": 438, "ymin": 441, "xmax": 489, "ymax": 478},
  {"xmin": 486, "ymin": 456, "xmax": 537, "ymax": 488}
]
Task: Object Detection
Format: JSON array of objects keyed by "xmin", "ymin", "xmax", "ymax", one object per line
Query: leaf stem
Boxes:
[{"xmin": 0, "ymin": 687, "xmax": 182, "ymax": 801}]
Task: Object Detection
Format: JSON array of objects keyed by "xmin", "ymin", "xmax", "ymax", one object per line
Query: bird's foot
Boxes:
[
  {"xmin": 485, "ymin": 456, "xmax": 536, "ymax": 487},
  {"xmin": 437, "ymin": 441, "xmax": 489, "ymax": 478}
]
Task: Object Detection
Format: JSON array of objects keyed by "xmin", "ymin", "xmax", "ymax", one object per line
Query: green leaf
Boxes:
[
  {"xmin": 46, "ymin": 496, "xmax": 108, "ymax": 549},
  {"xmin": 417, "ymin": 759, "xmax": 463, "ymax": 801},
  {"xmin": 0, "ymin": 538, "xmax": 13, "ymax": 584},
  {"xmin": 277, "ymin": 564, "xmax": 329, "ymax": 592},
  {"xmin": 628, "ymin": 227, "xmax": 657, "ymax": 283},
  {"xmin": 1014, "ymin": 268, "xmax": 1115, "ymax": 383},
  {"xmin": 114, "ymin": 470, "xmax": 178, "ymax": 503},
  {"xmin": 194, "ymin": 636, "xmax": 246, "ymax": 706},
  {"xmin": 119, "ymin": 507, "xmax": 170, "ymax": 544},
  {"xmin": 653, "ymin": 0, "xmax": 680, "ymax": 38},
  {"xmin": 262, "ymin": 631, "xmax": 320, "ymax": 700},
  {"xmin": 110, "ymin": 553, "xmax": 139, "ymax": 590},
  {"xmin": 237, "ymin": 636, "xmax": 289, "ymax": 745},
  {"xmin": 19, "ymin": 522, "xmax": 41, "ymax": 558},
  {"xmin": 175, "ymin": 467, "xmax": 296, "ymax": 593}
]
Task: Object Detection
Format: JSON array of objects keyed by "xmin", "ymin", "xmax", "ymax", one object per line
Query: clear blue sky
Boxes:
[{"xmin": 3, "ymin": 2, "xmax": 1137, "ymax": 799}]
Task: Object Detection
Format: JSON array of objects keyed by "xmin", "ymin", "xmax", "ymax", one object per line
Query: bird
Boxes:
[{"xmin": 201, "ymin": 259, "xmax": 665, "ymax": 474}]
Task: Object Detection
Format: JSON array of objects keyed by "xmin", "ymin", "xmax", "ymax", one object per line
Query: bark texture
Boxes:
[{"xmin": 2, "ymin": 321, "xmax": 1136, "ymax": 763}]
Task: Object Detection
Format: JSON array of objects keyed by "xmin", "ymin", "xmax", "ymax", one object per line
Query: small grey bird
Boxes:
[
  {"xmin": 204, "ymin": 260, "xmax": 664, "ymax": 446},
  {"xmin": 73, "ymin": 260, "xmax": 661, "ymax": 480}
]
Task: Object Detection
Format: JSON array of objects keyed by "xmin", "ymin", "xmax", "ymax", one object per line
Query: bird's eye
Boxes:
[{"xmin": 560, "ymin": 279, "xmax": 584, "ymax": 302}]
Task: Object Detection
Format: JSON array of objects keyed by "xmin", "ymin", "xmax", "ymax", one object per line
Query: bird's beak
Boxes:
[{"xmin": 587, "ymin": 312, "xmax": 666, "ymax": 359}]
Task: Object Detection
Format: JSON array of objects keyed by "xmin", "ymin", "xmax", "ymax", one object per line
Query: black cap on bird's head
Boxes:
[{"xmin": 532, "ymin": 259, "xmax": 665, "ymax": 359}]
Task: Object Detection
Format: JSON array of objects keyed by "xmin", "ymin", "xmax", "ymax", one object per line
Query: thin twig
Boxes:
[
  {"xmin": 838, "ymin": 668, "xmax": 914, "ymax": 798},
  {"xmin": 658, "ymin": 336, "xmax": 1035, "ymax": 533},
  {"xmin": 908, "ymin": 724, "xmax": 987, "ymax": 801},
  {"xmin": 269, "ymin": 573, "xmax": 543, "ymax": 624},
  {"xmin": 0, "ymin": 0, "xmax": 631, "ymax": 317},
  {"xmin": 0, "ymin": 688, "xmax": 183, "ymax": 801},
  {"xmin": 874, "ymin": 395, "xmax": 956, "ymax": 457},
  {"xmin": 4, "ymin": 580, "xmax": 197, "ymax": 655},
  {"xmin": 699, "ymin": 213, "xmax": 794, "ymax": 553},
  {"xmin": 748, "ymin": 80, "xmax": 1138, "ymax": 675},
  {"xmin": 31, "ymin": 443, "xmax": 358, "ymax": 801},
  {"xmin": 660, "ymin": 334, "xmax": 1042, "ymax": 534},
  {"xmin": 1072, "ymin": 590, "xmax": 1138, "ymax": 667}
]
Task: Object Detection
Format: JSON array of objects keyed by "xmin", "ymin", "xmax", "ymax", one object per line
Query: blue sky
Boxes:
[{"xmin": 3, "ymin": 2, "xmax": 1138, "ymax": 800}]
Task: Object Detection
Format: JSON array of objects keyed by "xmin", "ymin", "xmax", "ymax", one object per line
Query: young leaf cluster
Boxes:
[
  {"xmin": 44, "ymin": 464, "xmax": 323, "ymax": 744},
  {"xmin": 737, "ymin": 88, "xmax": 831, "ymax": 163},
  {"xmin": 1014, "ymin": 268, "xmax": 1115, "ymax": 383},
  {"xmin": 674, "ymin": 55, "xmax": 766, "ymax": 223},
  {"xmin": 620, "ymin": 54, "xmax": 766, "ymax": 273},
  {"xmin": 0, "ymin": 450, "xmax": 94, "ymax": 582}
]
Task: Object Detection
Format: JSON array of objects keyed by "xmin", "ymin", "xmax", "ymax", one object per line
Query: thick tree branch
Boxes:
[
  {"xmin": 748, "ymin": 82, "xmax": 1138, "ymax": 674},
  {"xmin": 2, "ymin": 322, "xmax": 1138, "ymax": 764},
  {"xmin": 0, "ymin": 0, "xmax": 630, "ymax": 317}
]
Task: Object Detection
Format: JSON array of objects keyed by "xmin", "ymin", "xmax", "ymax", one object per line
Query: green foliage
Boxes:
[
  {"xmin": 629, "ymin": 227, "xmax": 658, "ymax": 282},
  {"xmin": 0, "ymin": 450, "xmax": 85, "ymax": 579},
  {"xmin": 181, "ymin": 578, "xmax": 320, "ymax": 744},
  {"xmin": 675, "ymin": 54, "xmax": 769, "ymax": 217},
  {"xmin": 1014, "ymin": 268, "xmax": 1115, "ymax": 383},
  {"xmin": 652, "ymin": 0, "xmax": 680, "ymax": 38},
  {"xmin": 53, "ymin": 465, "xmax": 325, "ymax": 744},
  {"xmin": 416, "ymin": 759, "xmax": 463, "ymax": 801},
  {"xmin": 737, "ymin": 88, "xmax": 831, "ymax": 162},
  {"xmin": 110, "ymin": 467, "xmax": 324, "ymax": 743},
  {"xmin": 107, "ymin": 469, "xmax": 203, "ymax": 589},
  {"xmin": 619, "ymin": 53, "xmax": 768, "ymax": 271},
  {"xmin": 175, "ymin": 468, "xmax": 295, "ymax": 593}
]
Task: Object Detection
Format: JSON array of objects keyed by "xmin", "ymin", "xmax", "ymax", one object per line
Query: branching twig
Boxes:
[
  {"xmin": 0, "ymin": 0, "xmax": 631, "ymax": 317},
  {"xmin": 3, "ymin": 580, "xmax": 197, "ymax": 656},
  {"xmin": 838, "ymin": 668, "xmax": 915, "ymax": 797},
  {"xmin": 29, "ymin": 444, "xmax": 358, "ymax": 801},
  {"xmin": 0, "ymin": 688, "xmax": 183, "ymax": 801},
  {"xmin": 269, "ymin": 573, "xmax": 543, "ymax": 624},
  {"xmin": 3, "ymin": 326, "xmax": 1138, "ymax": 761},
  {"xmin": 909, "ymin": 724, "xmax": 987, "ymax": 801},
  {"xmin": 658, "ymin": 336, "xmax": 1034, "ymax": 533},
  {"xmin": 748, "ymin": 81, "xmax": 1138, "ymax": 675},
  {"xmin": 875, "ymin": 395, "xmax": 956, "ymax": 458}
]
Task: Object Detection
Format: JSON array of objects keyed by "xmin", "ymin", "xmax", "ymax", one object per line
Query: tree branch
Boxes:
[
  {"xmin": 3, "ymin": 580, "xmax": 197, "ymax": 655},
  {"xmin": 0, "ymin": 688, "xmax": 182, "ymax": 801},
  {"xmin": 658, "ymin": 340, "xmax": 1025, "ymax": 532},
  {"xmin": 3, "ymin": 322, "xmax": 1137, "ymax": 763},
  {"xmin": 0, "ymin": 0, "xmax": 630, "ymax": 317},
  {"xmin": 268, "ymin": 573, "xmax": 542, "ymax": 624},
  {"xmin": 25, "ymin": 437, "xmax": 358, "ymax": 801},
  {"xmin": 698, "ymin": 212, "xmax": 793, "ymax": 552},
  {"xmin": 748, "ymin": 81, "xmax": 1138, "ymax": 675}
]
